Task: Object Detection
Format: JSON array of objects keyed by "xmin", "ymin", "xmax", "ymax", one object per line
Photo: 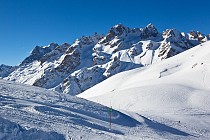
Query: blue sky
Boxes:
[{"xmin": 0, "ymin": 0, "xmax": 210, "ymax": 66}]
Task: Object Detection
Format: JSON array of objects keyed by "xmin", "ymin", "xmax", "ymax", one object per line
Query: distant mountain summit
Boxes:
[
  {"xmin": 2, "ymin": 23, "xmax": 209, "ymax": 95},
  {"xmin": 0, "ymin": 64, "xmax": 16, "ymax": 78}
]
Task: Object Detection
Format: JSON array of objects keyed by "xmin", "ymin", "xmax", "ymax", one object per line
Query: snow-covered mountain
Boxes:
[
  {"xmin": 4, "ymin": 24, "xmax": 209, "ymax": 95},
  {"xmin": 78, "ymin": 41, "xmax": 210, "ymax": 139}
]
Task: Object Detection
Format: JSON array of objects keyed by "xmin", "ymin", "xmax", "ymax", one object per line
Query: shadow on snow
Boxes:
[{"xmin": 138, "ymin": 114, "xmax": 191, "ymax": 136}]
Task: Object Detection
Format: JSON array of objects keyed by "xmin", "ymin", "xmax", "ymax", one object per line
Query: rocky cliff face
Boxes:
[{"xmin": 4, "ymin": 24, "xmax": 209, "ymax": 95}]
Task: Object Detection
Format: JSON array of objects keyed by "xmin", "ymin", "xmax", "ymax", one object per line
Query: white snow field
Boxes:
[{"xmin": 79, "ymin": 41, "xmax": 210, "ymax": 139}]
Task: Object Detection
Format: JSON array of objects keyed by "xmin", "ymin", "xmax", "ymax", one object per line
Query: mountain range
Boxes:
[{"xmin": 1, "ymin": 23, "xmax": 209, "ymax": 95}]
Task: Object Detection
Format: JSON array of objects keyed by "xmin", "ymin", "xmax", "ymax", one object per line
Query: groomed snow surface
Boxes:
[
  {"xmin": 1, "ymin": 41, "xmax": 210, "ymax": 140},
  {"xmin": 0, "ymin": 80, "xmax": 142, "ymax": 140}
]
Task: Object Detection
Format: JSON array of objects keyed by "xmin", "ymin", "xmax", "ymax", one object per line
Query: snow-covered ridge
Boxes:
[{"xmin": 3, "ymin": 23, "xmax": 210, "ymax": 95}]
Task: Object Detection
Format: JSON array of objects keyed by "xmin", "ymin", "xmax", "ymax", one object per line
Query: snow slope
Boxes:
[
  {"xmin": 0, "ymin": 79, "xmax": 144, "ymax": 140},
  {"xmin": 0, "ymin": 78, "xmax": 198, "ymax": 140},
  {"xmin": 79, "ymin": 41, "xmax": 210, "ymax": 139},
  {"xmin": 0, "ymin": 117, "xmax": 64, "ymax": 140}
]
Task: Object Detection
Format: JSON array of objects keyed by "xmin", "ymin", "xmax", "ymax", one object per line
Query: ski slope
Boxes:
[
  {"xmin": 0, "ymin": 79, "xmax": 142, "ymax": 140},
  {"xmin": 79, "ymin": 41, "xmax": 210, "ymax": 139}
]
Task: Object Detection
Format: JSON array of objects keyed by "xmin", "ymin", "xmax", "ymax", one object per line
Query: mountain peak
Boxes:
[
  {"xmin": 49, "ymin": 42, "xmax": 59, "ymax": 48},
  {"xmin": 162, "ymin": 28, "xmax": 181, "ymax": 39},
  {"xmin": 146, "ymin": 23, "xmax": 156, "ymax": 28},
  {"xmin": 141, "ymin": 23, "xmax": 159, "ymax": 38},
  {"xmin": 109, "ymin": 23, "xmax": 129, "ymax": 35},
  {"xmin": 113, "ymin": 23, "xmax": 126, "ymax": 28},
  {"xmin": 20, "ymin": 43, "xmax": 58, "ymax": 66}
]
